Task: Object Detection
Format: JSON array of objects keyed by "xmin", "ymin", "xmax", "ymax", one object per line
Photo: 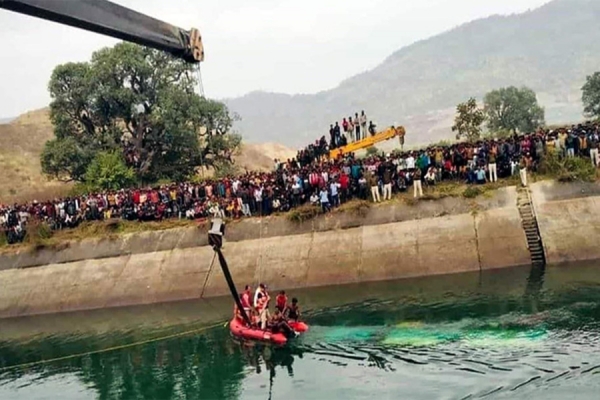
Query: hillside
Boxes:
[
  {"xmin": 0, "ymin": 109, "xmax": 294, "ymax": 203},
  {"xmin": 226, "ymin": 0, "xmax": 600, "ymax": 148}
]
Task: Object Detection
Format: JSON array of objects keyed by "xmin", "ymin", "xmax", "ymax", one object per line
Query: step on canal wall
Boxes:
[{"xmin": 0, "ymin": 181, "xmax": 596, "ymax": 319}]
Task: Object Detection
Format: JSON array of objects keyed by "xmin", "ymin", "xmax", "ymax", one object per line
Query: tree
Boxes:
[
  {"xmin": 451, "ymin": 98, "xmax": 485, "ymax": 141},
  {"xmin": 582, "ymin": 72, "xmax": 600, "ymax": 119},
  {"xmin": 40, "ymin": 137, "xmax": 92, "ymax": 182},
  {"xmin": 84, "ymin": 151, "xmax": 136, "ymax": 191},
  {"xmin": 42, "ymin": 42, "xmax": 240, "ymax": 184},
  {"xmin": 483, "ymin": 86, "xmax": 545, "ymax": 134}
]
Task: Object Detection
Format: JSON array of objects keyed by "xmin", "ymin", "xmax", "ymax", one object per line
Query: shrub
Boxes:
[
  {"xmin": 24, "ymin": 220, "xmax": 53, "ymax": 247},
  {"xmin": 84, "ymin": 151, "xmax": 136, "ymax": 191},
  {"xmin": 287, "ymin": 204, "xmax": 321, "ymax": 223},
  {"xmin": 539, "ymin": 151, "xmax": 597, "ymax": 183},
  {"xmin": 462, "ymin": 186, "xmax": 483, "ymax": 199},
  {"xmin": 338, "ymin": 200, "xmax": 371, "ymax": 217}
]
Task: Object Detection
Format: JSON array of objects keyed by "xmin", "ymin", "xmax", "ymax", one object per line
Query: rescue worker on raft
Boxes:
[
  {"xmin": 275, "ymin": 290, "xmax": 288, "ymax": 313},
  {"xmin": 267, "ymin": 309, "xmax": 297, "ymax": 338},
  {"xmin": 284, "ymin": 297, "xmax": 301, "ymax": 322},
  {"xmin": 254, "ymin": 283, "xmax": 270, "ymax": 330},
  {"xmin": 241, "ymin": 285, "xmax": 253, "ymax": 320}
]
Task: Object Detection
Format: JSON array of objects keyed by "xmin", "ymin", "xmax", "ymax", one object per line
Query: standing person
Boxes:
[
  {"xmin": 342, "ymin": 118, "xmax": 349, "ymax": 142},
  {"xmin": 254, "ymin": 186, "xmax": 263, "ymax": 217},
  {"xmin": 355, "ymin": 112, "xmax": 361, "ymax": 141},
  {"xmin": 413, "ymin": 168, "xmax": 423, "ymax": 198},
  {"xmin": 589, "ymin": 130, "xmax": 599, "ymax": 167},
  {"xmin": 368, "ymin": 121, "xmax": 377, "ymax": 136},
  {"xmin": 241, "ymin": 285, "xmax": 253, "ymax": 318},
  {"xmin": 488, "ymin": 150, "xmax": 498, "ymax": 183},
  {"xmin": 348, "ymin": 116, "xmax": 355, "ymax": 142},
  {"xmin": 519, "ymin": 155, "xmax": 528, "ymax": 187},
  {"xmin": 367, "ymin": 171, "xmax": 381, "ymax": 203},
  {"xmin": 329, "ymin": 178, "xmax": 340, "ymax": 207},
  {"xmin": 254, "ymin": 283, "xmax": 270, "ymax": 330},
  {"xmin": 329, "ymin": 124, "xmax": 336, "ymax": 150},
  {"xmin": 360, "ymin": 111, "xmax": 368, "ymax": 140},
  {"xmin": 319, "ymin": 187, "xmax": 331, "ymax": 213},
  {"xmin": 339, "ymin": 171, "xmax": 350, "ymax": 204},
  {"xmin": 566, "ymin": 131, "xmax": 576, "ymax": 158},
  {"xmin": 334, "ymin": 122, "xmax": 342, "ymax": 147},
  {"xmin": 382, "ymin": 163, "xmax": 393, "ymax": 200}
]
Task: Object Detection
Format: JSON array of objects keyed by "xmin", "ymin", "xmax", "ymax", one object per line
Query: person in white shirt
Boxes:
[
  {"xmin": 329, "ymin": 180, "xmax": 340, "ymax": 207},
  {"xmin": 232, "ymin": 179, "xmax": 241, "ymax": 194},
  {"xmin": 186, "ymin": 208, "xmax": 195, "ymax": 219},
  {"xmin": 359, "ymin": 111, "xmax": 367, "ymax": 138},
  {"xmin": 254, "ymin": 284, "xmax": 270, "ymax": 330},
  {"xmin": 272, "ymin": 198, "xmax": 281, "ymax": 211},
  {"xmin": 319, "ymin": 188, "xmax": 331, "ymax": 212},
  {"xmin": 424, "ymin": 168, "xmax": 436, "ymax": 186},
  {"xmin": 406, "ymin": 154, "xmax": 416, "ymax": 170},
  {"xmin": 310, "ymin": 192, "xmax": 319, "ymax": 205}
]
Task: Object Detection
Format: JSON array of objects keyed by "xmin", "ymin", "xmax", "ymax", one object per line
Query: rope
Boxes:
[
  {"xmin": 0, "ymin": 320, "xmax": 225, "ymax": 374},
  {"xmin": 200, "ymin": 251, "xmax": 217, "ymax": 298}
]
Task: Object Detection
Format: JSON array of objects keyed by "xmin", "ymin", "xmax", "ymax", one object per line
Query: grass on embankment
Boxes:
[
  {"xmin": 0, "ymin": 218, "xmax": 199, "ymax": 253},
  {"xmin": 286, "ymin": 175, "xmax": 521, "ymax": 223}
]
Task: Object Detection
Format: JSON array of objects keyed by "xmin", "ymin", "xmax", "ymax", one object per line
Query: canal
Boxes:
[{"xmin": 1, "ymin": 263, "xmax": 600, "ymax": 399}]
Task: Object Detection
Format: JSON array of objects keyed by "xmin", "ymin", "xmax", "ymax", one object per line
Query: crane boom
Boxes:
[
  {"xmin": 329, "ymin": 126, "xmax": 406, "ymax": 158},
  {"xmin": 0, "ymin": 0, "xmax": 204, "ymax": 63}
]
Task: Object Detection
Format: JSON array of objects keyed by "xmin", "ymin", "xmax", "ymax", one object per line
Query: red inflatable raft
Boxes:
[{"xmin": 229, "ymin": 318, "xmax": 309, "ymax": 345}]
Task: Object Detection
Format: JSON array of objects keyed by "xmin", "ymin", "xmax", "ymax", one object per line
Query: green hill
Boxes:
[{"xmin": 226, "ymin": 0, "xmax": 600, "ymax": 148}]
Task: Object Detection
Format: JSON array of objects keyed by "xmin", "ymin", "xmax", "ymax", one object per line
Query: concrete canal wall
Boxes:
[
  {"xmin": 530, "ymin": 180, "xmax": 600, "ymax": 265},
  {"xmin": 0, "ymin": 187, "xmax": 533, "ymax": 318}
]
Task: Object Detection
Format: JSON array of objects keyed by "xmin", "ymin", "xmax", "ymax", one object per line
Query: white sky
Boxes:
[{"xmin": 0, "ymin": 0, "xmax": 551, "ymax": 118}]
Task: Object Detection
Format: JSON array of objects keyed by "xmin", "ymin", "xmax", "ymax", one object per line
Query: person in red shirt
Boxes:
[
  {"xmin": 276, "ymin": 290, "xmax": 288, "ymax": 313},
  {"xmin": 240, "ymin": 285, "xmax": 252, "ymax": 321},
  {"xmin": 132, "ymin": 189, "xmax": 140, "ymax": 205},
  {"xmin": 150, "ymin": 189, "xmax": 159, "ymax": 204},
  {"xmin": 339, "ymin": 173, "xmax": 349, "ymax": 203}
]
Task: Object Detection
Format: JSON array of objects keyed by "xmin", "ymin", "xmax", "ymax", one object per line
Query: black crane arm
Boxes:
[{"xmin": 0, "ymin": 0, "xmax": 204, "ymax": 63}]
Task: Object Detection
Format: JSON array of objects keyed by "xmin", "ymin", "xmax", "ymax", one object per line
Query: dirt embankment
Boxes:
[{"xmin": 0, "ymin": 108, "xmax": 295, "ymax": 203}]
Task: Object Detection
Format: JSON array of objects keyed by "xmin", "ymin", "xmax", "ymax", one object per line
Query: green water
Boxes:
[{"xmin": 2, "ymin": 264, "xmax": 600, "ymax": 399}]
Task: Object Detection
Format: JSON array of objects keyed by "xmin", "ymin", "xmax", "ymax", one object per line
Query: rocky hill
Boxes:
[
  {"xmin": 226, "ymin": 0, "xmax": 600, "ymax": 148},
  {"xmin": 0, "ymin": 109, "xmax": 294, "ymax": 202}
]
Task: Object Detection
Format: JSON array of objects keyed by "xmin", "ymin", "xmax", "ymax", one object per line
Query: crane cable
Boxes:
[
  {"xmin": 195, "ymin": 63, "xmax": 205, "ymax": 98},
  {"xmin": 0, "ymin": 320, "xmax": 225, "ymax": 374}
]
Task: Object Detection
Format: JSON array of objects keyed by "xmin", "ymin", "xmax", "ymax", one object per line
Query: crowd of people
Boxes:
[{"xmin": 2, "ymin": 121, "xmax": 599, "ymax": 245}]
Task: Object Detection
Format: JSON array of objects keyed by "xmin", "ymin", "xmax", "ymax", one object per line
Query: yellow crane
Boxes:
[{"xmin": 329, "ymin": 126, "xmax": 406, "ymax": 159}]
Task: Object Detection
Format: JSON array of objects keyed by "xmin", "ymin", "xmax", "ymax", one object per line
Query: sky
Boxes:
[{"xmin": 0, "ymin": 0, "xmax": 552, "ymax": 119}]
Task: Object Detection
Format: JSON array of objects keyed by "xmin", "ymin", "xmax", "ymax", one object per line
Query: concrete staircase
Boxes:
[{"xmin": 517, "ymin": 187, "xmax": 546, "ymax": 266}]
